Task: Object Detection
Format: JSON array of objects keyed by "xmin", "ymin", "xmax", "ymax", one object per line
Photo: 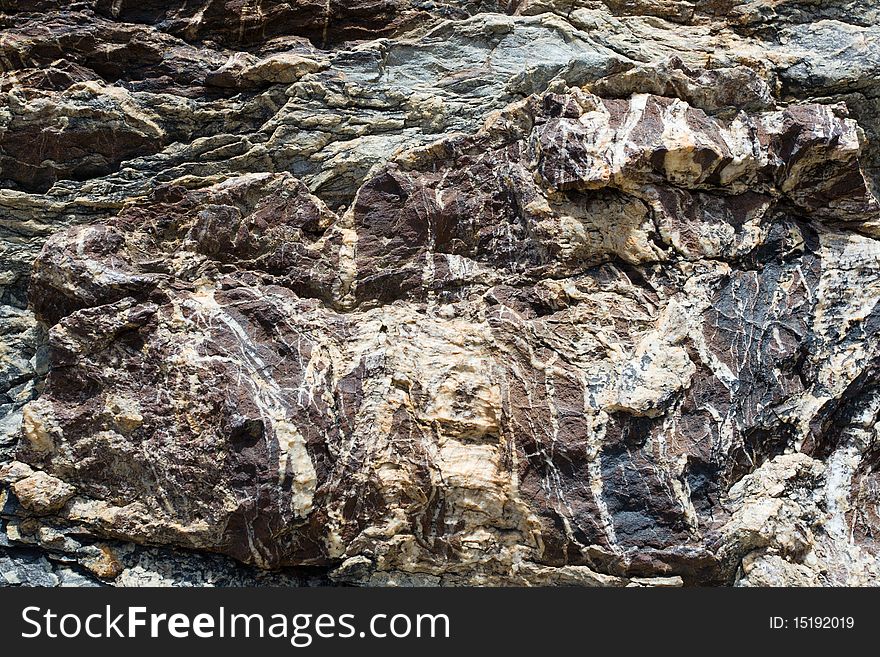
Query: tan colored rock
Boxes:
[
  {"xmin": 104, "ymin": 395, "xmax": 144, "ymax": 434},
  {"xmin": 719, "ymin": 454, "xmax": 825, "ymax": 568},
  {"xmin": 11, "ymin": 470, "xmax": 75, "ymax": 515},
  {"xmin": 242, "ymin": 54, "xmax": 327, "ymax": 85},
  {"xmin": 20, "ymin": 400, "xmax": 60, "ymax": 456},
  {"xmin": 82, "ymin": 546, "xmax": 125, "ymax": 580},
  {"xmin": 0, "ymin": 460, "xmax": 34, "ymax": 484}
]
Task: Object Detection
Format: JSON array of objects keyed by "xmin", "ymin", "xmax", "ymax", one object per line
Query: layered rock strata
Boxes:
[{"xmin": 2, "ymin": 1, "xmax": 880, "ymax": 586}]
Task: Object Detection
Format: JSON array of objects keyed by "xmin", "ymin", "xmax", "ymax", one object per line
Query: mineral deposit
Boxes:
[{"xmin": 2, "ymin": 0, "xmax": 880, "ymax": 586}]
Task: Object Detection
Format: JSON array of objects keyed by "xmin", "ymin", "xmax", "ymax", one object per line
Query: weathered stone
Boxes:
[
  {"xmin": 2, "ymin": 0, "xmax": 880, "ymax": 587},
  {"xmin": 10, "ymin": 470, "xmax": 75, "ymax": 515}
]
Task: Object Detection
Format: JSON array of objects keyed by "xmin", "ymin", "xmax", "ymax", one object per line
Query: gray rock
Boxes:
[{"xmin": 0, "ymin": 548, "xmax": 59, "ymax": 587}]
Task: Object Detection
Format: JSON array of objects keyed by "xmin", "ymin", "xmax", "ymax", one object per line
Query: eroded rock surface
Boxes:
[{"xmin": 2, "ymin": 0, "xmax": 880, "ymax": 586}]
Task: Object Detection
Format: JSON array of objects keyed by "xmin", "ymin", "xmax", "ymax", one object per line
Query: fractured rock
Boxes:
[{"xmin": 1, "ymin": 0, "xmax": 880, "ymax": 587}]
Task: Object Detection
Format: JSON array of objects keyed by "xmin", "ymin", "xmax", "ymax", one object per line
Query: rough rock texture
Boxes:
[{"xmin": 2, "ymin": 1, "xmax": 880, "ymax": 587}]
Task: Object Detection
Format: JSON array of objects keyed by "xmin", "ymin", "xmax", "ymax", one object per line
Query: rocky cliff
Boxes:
[{"xmin": 2, "ymin": 0, "xmax": 880, "ymax": 587}]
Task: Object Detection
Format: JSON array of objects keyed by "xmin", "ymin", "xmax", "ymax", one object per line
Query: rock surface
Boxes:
[{"xmin": 2, "ymin": 0, "xmax": 880, "ymax": 586}]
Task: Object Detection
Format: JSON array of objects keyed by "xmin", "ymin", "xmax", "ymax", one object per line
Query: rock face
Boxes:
[{"xmin": 2, "ymin": 2, "xmax": 880, "ymax": 587}]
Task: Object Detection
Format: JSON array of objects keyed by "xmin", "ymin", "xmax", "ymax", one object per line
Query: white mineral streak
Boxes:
[
  {"xmin": 4, "ymin": 1, "xmax": 880, "ymax": 588},
  {"xmin": 582, "ymin": 407, "xmax": 619, "ymax": 548},
  {"xmin": 187, "ymin": 286, "xmax": 317, "ymax": 518},
  {"xmin": 316, "ymin": 306, "xmax": 545, "ymax": 574},
  {"xmin": 794, "ymin": 231, "xmax": 880, "ymax": 444}
]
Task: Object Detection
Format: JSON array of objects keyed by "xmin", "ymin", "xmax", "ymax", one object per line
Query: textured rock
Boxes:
[{"xmin": 2, "ymin": 1, "xmax": 880, "ymax": 586}]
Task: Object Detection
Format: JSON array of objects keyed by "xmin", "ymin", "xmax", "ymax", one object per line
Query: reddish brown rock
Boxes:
[{"xmin": 3, "ymin": 0, "xmax": 880, "ymax": 587}]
